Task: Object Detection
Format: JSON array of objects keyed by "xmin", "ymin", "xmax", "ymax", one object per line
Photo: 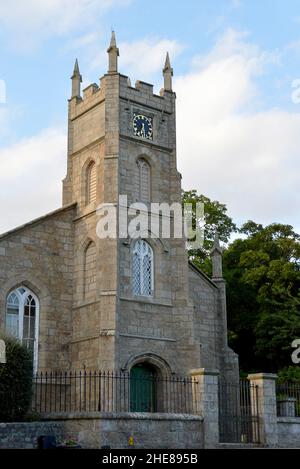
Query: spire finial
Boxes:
[
  {"xmin": 73, "ymin": 58, "xmax": 80, "ymax": 76},
  {"xmin": 110, "ymin": 30, "xmax": 117, "ymax": 48},
  {"xmin": 165, "ymin": 52, "xmax": 171, "ymax": 70},
  {"xmin": 213, "ymin": 231, "xmax": 221, "ymax": 251},
  {"xmin": 71, "ymin": 58, "xmax": 82, "ymax": 99},
  {"xmin": 107, "ymin": 30, "xmax": 119, "ymax": 73},
  {"xmin": 211, "ymin": 231, "xmax": 223, "ymax": 279},
  {"xmin": 163, "ymin": 52, "xmax": 173, "ymax": 91}
]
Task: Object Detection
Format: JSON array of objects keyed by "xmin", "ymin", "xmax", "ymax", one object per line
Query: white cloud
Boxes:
[
  {"xmin": 231, "ymin": 0, "xmax": 242, "ymax": 7},
  {"xmin": 88, "ymin": 36, "xmax": 183, "ymax": 86},
  {"xmin": 176, "ymin": 29, "xmax": 300, "ymax": 230},
  {"xmin": 1, "ymin": 27, "xmax": 299, "ymax": 236},
  {"xmin": 192, "ymin": 29, "xmax": 279, "ymax": 75},
  {"xmin": 0, "ymin": 127, "xmax": 67, "ymax": 233},
  {"xmin": 0, "ymin": 0, "xmax": 132, "ymax": 51},
  {"xmin": 0, "ymin": 105, "xmax": 23, "ymax": 142},
  {"xmin": 0, "ymin": 108, "xmax": 11, "ymax": 138},
  {"xmin": 119, "ymin": 38, "xmax": 183, "ymax": 79},
  {"xmin": 64, "ymin": 32, "xmax": 100, "ymax": 52}
]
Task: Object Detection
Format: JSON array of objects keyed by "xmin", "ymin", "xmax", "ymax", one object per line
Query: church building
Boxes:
[{"xmin": 0, "ymin": 33, "xmax": 238, "ymax": 390}]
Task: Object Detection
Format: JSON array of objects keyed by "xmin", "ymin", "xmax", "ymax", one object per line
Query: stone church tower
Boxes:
[{"xmin": 0, "ymin": 33, "xmax": 238, "ymax": 382}]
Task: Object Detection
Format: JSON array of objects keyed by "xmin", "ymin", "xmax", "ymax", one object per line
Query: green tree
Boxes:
[
  {"xmin": 0, "ymin": 335, "xmax": 33, "ymax": 422},
  {"xmin": 182, "ymin": 190, "xmax": 237, "ymax": 274},
  {"xmin": 224, "ymin": 222, "xmax": 300, "ymax": 372}
]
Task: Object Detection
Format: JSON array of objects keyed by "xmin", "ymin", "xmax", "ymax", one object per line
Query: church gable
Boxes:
[
  {"xmin": 188, "ymin": 261, "xmax": 218, "ymax": 291},
  {"xmin": 0, "ymin": 204, "xmax": 76, "ymax": 370},
  {"xmin": 188, "ymin": 264, "xmax": 221, "ymax": 369}
]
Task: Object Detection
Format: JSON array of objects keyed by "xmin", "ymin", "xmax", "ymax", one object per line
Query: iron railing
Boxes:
[
  {"xmin": 276, "ymin": 382, "xmax": 300, "ymax": 417},
  {"xmin": 32, "ymin": 370, "xmax": 199, "ymax": 415},
  {"xmin": 218, "ymin": 379, "xmax": 260, "ymax": 444}
]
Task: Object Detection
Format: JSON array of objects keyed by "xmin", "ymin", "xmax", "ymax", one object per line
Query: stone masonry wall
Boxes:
[
  {"xmin": 0, "ymin": 414, "xmax": 204, "ymax": 449},
  {"xmin": 116, "ymin": 74, "xmax": 202, "ymax": 375},
  {"xmin": 49, "ymin": 413, "xmax": 204, "ymax": 449},
  {"xmin": 277, "ymin": 418, "xmax": 300, "ymax": 448},
  {"xmin": 0, "ymin": 421, "xmax": 65, "ymax": 449},
  {"xmin": 188, "ymin": 267, "xmax": 219, "ymax": 370},
  {"xmin": 0, "ymin": 204, "xmax": 76, "ymax": 371}
]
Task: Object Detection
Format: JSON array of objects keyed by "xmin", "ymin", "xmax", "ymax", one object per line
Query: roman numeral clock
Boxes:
[{"xmin": 132, "ymin": 113, "xmax": 153, "ymax": 140}]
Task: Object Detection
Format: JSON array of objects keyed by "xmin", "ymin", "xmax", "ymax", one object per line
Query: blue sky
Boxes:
[{"xmin": 0, "ymin": 0, "xmax": 300, "ymax": 234}]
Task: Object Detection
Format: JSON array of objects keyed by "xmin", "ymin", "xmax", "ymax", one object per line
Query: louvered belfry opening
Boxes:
[
  {"xmin": 134, "ymin": 158, "xmax": 150, "ymax": 204},
  {"xmin": 84, "ymin": 241, "xmax": 97, "ymax": 301},
  {"xmin": 86, "ymin": 161, "xmax": 97, "ymax": 205}
]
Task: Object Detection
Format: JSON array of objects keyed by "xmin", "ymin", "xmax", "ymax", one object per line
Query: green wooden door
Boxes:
[{"xmin": 130, "ymin": 364, "xmax": 157, "ymax": 412}]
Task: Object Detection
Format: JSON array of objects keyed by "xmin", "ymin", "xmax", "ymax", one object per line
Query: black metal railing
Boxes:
[
  {"xmin": 276, "ymin": 382, "xmax": 300, "ymax": 417},
  {"xmin": 218, "ymin": 380, "xmax": 260, "ymax": 444},
  {"xmin": 32, "ymin": 370, "xmax": 199, "ymax": 415}
]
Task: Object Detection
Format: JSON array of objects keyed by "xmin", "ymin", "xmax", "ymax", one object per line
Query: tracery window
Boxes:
[
  {"xmin": 6, "ymin": 287, "xmax": 39, "ymax": 370},
  {"xmin": 132, "ymin": 240, "xmax": 154, "ymax": 297}
]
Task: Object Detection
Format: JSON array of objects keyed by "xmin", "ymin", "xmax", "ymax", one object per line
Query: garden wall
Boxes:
[
  {"xmin": 277, "ymin": 417, "xmax": 300, "ymax": 448},
  {"xmin": 0, "ymin": 412, "xmax": 204, "ymax": 449},
  {"xmin": 0, "ymin": 421, "xmax": 64, "ymax": 449}
]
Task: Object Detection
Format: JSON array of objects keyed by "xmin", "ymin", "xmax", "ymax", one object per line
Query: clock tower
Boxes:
[{"xmin": 62, "ymin": 32, "xmax": 235, "ymax": 380}]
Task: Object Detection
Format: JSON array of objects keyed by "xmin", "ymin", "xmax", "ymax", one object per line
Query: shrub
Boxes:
[
  {"xmin": 0, "ymin": 335, "xmax": 33, "ymax": 422},
  {"xmin": 277, "ymin": 366, "xmax": 300, "ymax": 383}
]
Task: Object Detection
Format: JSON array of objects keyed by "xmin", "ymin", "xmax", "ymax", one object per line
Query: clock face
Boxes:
[{"xmin": 133, "ymin": 114, "xmax": 153, "ymax": 140}]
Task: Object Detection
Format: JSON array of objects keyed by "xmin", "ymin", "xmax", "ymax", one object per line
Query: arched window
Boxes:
[
  {"xmin": 132, "ymin": 240, "xmax": 154, "ymax": 296},
  {"xmin": 5, "ymin": 287, "xmax": 39, "ymax": 371},
  {"xmin": 23, "ymin": 295, "xmax": 36, "ymax": 354},
  {"xmin": 134, "ymin": 158, "xmax": 150, "ymax": 203},
  {"xmin": 84, "ymin": 241, "xmax": 97, "ymax": 301},
  {"xmin": 86, "ymin": 161, "xmax": 97, "ymax": 205}
]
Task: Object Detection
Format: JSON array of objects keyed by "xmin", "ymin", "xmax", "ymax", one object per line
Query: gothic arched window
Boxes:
[
  {"xmin": 86, "ymin": 161, "xmax": 97, "ymax": 205},
  {"xmin": 132, "ymin": 240, "xmax": 154, "ymax": 297},
  {"xmin": 5, "ymin": 287, "xmax": 39, "ymax": 370},
  {"xmin": 134, "ymin": 158, "xmax": 151, "ymax": 203}
]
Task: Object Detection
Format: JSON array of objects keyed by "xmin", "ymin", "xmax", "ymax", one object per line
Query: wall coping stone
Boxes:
[
  {"xmin": 188, "ymin": 261, "xmax": 218, "ymax": 289},
  {"xmin": 0, "ymin": 203, "xmax": 77, "ymax": 240},
  {"xmin": 190, "ymin": 368, "xmax": 219, "ymax": 376},
  {"xmin": 41, "ymin": 412, "xmax": 204, "ymax": 422},
  {"xmin": 0, "ymin": 421, "xmax": 63, "ymax": 428},
  {"xmin": 247, "ymin": 373, "xmax": 278, "ymax": 381},
  {"xmin": 277, "ymin": 417, "xmax": 300, "ymax": 424}
]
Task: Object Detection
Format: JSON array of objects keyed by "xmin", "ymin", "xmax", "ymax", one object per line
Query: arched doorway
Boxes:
[{"xmin": 130, "ymin": 363, "xmax": 157, "ymax": 412}]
